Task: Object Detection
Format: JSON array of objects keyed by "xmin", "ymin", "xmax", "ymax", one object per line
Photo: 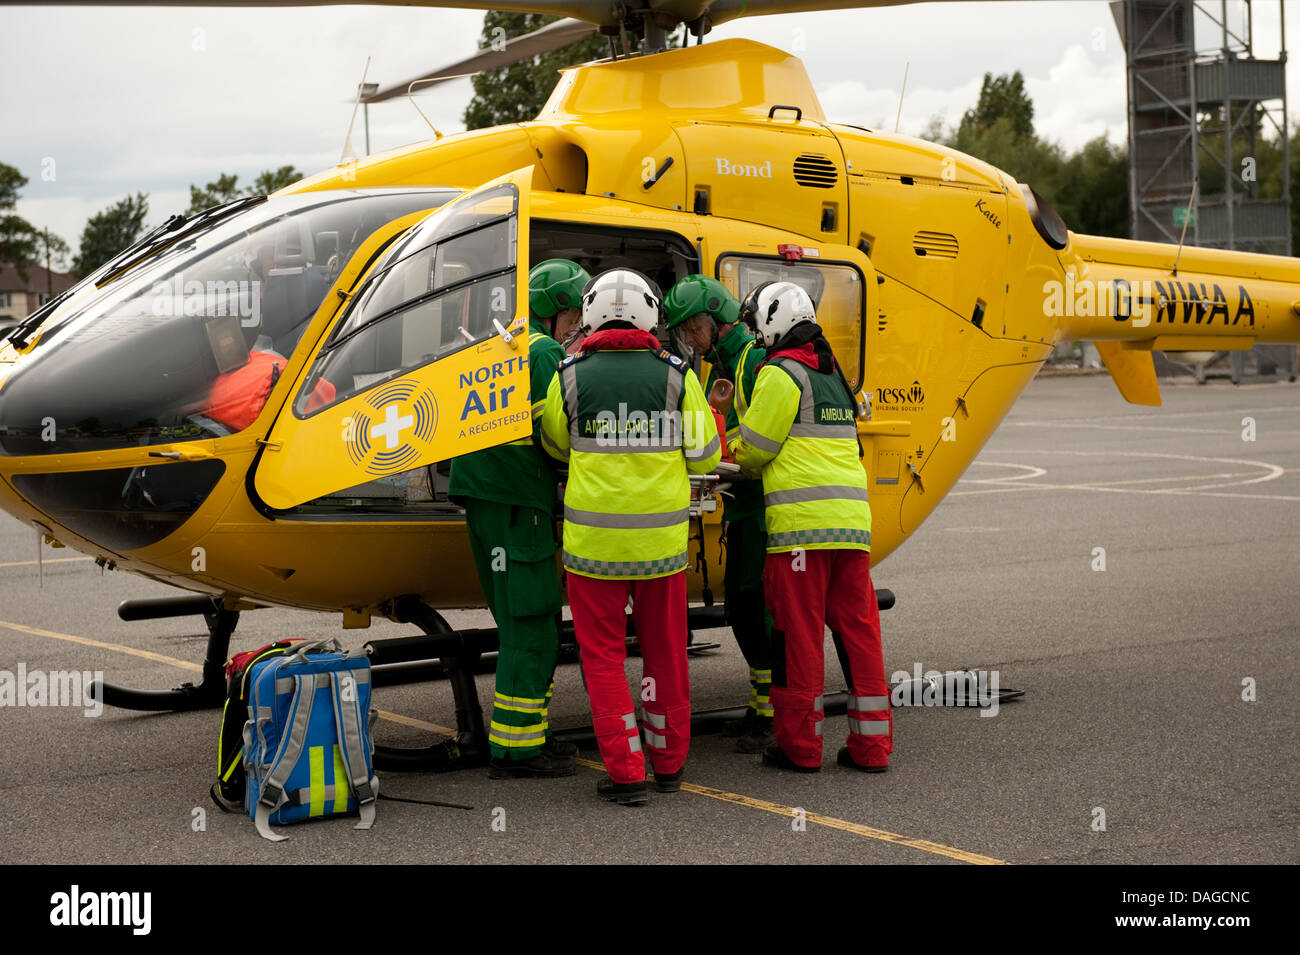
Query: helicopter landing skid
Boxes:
[
  {"xmin": 372, "ymin": 597, "xmax": 491, "ymax": 773},
  {"xmin": 89, "ymin": 595, "xmax": 238, "ymax": 712}
]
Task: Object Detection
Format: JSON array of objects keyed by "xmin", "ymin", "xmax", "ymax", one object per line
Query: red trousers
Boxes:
[
  {"xmin": 566, "ymin": 571, "xmax": 691, "ymax": 783},
  {"xmin": 764, "ymin": 548, "xmax": 892, "ymax": 769}
]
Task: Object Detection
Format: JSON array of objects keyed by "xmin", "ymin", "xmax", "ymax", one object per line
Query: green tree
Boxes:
[
  {"xmin": 247, "ymin": 165, "xmax": 303, "ymax": 196},
  {"xmin": 959, "ymin": 71, "xmax": 1035, "ymax": 140},
  {"xmin": 34, "ymin": 229, "xmax": 71, "ymax": 292},
  {"xmin": 462, "ymin": 12, "xmax": 609, "ymax": 130},
  {"xmin": 1055, "ymin": 135, "xmax": 1130, "ymax": 238},
  {"xmin": 187, "ymin": 172, "xmax": 242, "ymax": 215},
  {"xmin": 926, "ymin": 71, "xmax": 1131, "ymax": 239},
  {"xmin": 0, "ymin": 162, "xmax": 38, "ymax": 281},
  {"xmin": 73, "ymin": 192, "xmax": 149, "ymax": 278},
  {"xmin": 187, "ymin": 166, "xmax": 304, "ymax": 214}
]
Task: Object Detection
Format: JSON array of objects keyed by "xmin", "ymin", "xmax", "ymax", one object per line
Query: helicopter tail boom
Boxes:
[{"xmin": 1059, "ymin": 233, "xmax": 1300, "ymax": 350}]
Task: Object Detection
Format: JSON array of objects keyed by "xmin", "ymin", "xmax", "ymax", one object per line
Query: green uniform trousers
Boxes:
[
  {"xmin": 464, "ymin": 498, "xmax": 565, "ymax": 760},
  {"xmin": 724, "ymin": 511, "xmax": 773, "ymax": 718}
]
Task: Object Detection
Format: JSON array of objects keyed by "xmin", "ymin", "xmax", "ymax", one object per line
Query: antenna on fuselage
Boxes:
[
  {"xmin": 1172, "ymin": 178, "xmax": 1198, "ymax": 276},
  {"xmin": 340, "ymin": 56, "xmax": 372, "ymax": 165},
  {"xmin": 894, "ymin": 61, "xmax": 910, "ymax": 134}
]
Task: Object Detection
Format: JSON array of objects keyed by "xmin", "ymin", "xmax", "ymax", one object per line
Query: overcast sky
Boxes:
[{"xmin": 1, "ymin": 1, "xmax": 1294, "ymax": 260}]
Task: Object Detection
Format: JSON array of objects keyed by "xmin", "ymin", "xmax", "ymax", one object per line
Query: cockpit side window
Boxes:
[{"xmin": 0, "ymin": 190, "xmax": 453, "ymax": 457}]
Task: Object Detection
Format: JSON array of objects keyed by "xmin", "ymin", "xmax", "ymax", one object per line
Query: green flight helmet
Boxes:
[
  {"xmin": 663, "ymin": 275, "xmax": 741, "ymax": 330},
  {"xmin": 529, "ymin": 258, "xmax": 591, "ymax": 320}
]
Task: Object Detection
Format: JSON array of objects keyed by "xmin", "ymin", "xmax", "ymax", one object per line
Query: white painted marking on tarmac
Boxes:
[
  {"xmin": 968, "ymin": 450, "xmax": 1297, "ymax": 500},
  {"xmin": 958, "ymin": 462, "xmax": 1047, "ymax": 484}
]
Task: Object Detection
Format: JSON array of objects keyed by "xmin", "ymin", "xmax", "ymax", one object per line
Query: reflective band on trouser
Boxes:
[
  {"xmin": 494, "ymin": 692, "xmax": 547, "ymax": 714},
  {"xmin": 490, "ymin": 720, "xmax": 547, "ymax": 748},
  {"xmin": 641, "ymin": 708, "xmax": 667, "ymax": 750},
  {"xmin": 849, "ymin": 718, "xmax": 890, "ymax": 735},
  {"xmin": 623, "ymin": 712, "xmax": 642, "ymax": 753},
  {"xmin": 740, "ymin": 422, "xmax": 782, "ymax": 454},
  {"xmin": 749, "ymin": 666, "xmax": 773, "ymax": 716},
  {"xmin": 765, "ymin": 485, "xmax": 869, "ymax": 507},
  {"xmin": 851, "ymin": 695, "xmax": 889, "ymax": 710},
  {"xmin": 564, "ymin": 506, "xmax": 689, "ymax": 529}
]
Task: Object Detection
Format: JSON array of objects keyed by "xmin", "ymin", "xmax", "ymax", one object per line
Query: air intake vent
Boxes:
[
  {"xmin": 793, "ymin": 153, "xmax": 838, "ymax": 188},
  {"xmin": 912, "ymin": 230, "xmax": 959, "ymax": 258}
]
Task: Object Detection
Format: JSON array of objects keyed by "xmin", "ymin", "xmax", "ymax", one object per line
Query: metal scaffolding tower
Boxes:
[
  {"xmin": 1117, "ymin": 0, "xmax": 1296, "ymax": 381},
  {"xmin": 1119, "ymin": 0, "xmax": 1289, "ymax": 253}
]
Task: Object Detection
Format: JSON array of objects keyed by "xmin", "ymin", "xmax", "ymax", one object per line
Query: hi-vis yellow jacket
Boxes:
[
  {"xmin": 729, "ymin": 352, "xmax": 870, "ymax": 554},
  {"xmin": 541, "ymin": 333, "xmax": 721, "ymax": 579}
]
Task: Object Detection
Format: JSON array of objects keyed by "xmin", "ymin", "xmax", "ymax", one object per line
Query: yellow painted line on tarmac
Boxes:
[
  {"xmin": 372, "ymin": 709, "xmax": 457, "ymax": 738},
  {"xmin": 0, "ymin": 618, "xmax": 203, "ymax": 670},
  {"xmin": 2, "ymin": 619, "xmax": 1005, "ymax": 864},
  {"xmin": 0, "ymin": 618, "xmax": 458, "ymax": 736},
  {"xmin": 573, "ymin": 757, "xmax": 1008, "ymax": 865},
  {"xmin": 0, "ymin": 556, "xmax": 93, "ymax": 569}
]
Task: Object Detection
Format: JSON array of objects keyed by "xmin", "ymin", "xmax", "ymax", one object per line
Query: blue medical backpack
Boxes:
[{"xmin": 242, "ymin": 639, "xmax": 378, "ymax": 842}]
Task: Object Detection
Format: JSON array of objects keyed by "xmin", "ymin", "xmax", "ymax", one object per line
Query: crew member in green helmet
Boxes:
[
  {"xmin": 663, "ymin": 274, "xmax": 774, "ymax": 753},
  {"xmin": 448, "ymin": 257, "xmax": 590, "ymax": 778}
]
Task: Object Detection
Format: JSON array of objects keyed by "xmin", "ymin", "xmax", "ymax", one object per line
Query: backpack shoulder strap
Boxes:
[
  {"xmin": 330, "ymin": 667, "xmax": 378, "ymax": 831},
  {"xmin": 253, "ymin": 666, "xmax": 316, "ymax": 843}
]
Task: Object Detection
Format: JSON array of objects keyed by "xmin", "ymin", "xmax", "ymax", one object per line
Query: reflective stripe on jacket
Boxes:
[
  {"xmin": 730, "ymin": 355, "xmax": 870, "ymax": 553},
  {"xmin": 541, "ymin": 343, "xmax": 721, "ymax": 578}
]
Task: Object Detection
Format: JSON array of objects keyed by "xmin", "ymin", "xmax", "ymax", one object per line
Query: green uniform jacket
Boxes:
[
  {"xmin": 730, "ymin": 353, "xmax": 871, "ymax": 554},
  {"xmin": 541, "ymin": 339, "xmax": 722, "ymax": 579},
  {"xmin": 448, "ymin": 318, "xmax": 566, "ymax": 513},
  {"xmin": 703, "ymin": 324, "xmax": 766, "ymax": 524}
]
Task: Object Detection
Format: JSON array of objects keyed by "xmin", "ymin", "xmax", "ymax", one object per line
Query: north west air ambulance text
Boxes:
[{"xmin": 457, "ymin": 354, "xmax": 528, "ymax": 439}]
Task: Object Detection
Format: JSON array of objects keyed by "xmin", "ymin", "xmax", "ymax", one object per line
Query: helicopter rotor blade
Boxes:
[
  {"xmin": 0, "ymin": 1, "xmax": 973, "ymax": 31},
  {"xmin": 363, "ymin": 16, "xmax": 597, "ymax": 104}
]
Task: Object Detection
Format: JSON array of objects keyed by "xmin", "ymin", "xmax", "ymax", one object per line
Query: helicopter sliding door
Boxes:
[{"xmin": 253, "ymin": 168, "xmax": 535, "ymax": 511}]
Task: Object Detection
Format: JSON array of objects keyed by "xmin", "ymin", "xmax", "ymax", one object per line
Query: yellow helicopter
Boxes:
[{"xmin": 1, "ymin": 0, "xmax": 1297, "ymax": 767}]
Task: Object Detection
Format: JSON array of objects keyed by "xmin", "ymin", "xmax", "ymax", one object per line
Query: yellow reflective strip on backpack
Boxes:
[
  {"xmin": 309, "ymin": 745, "xmax": 325, "ymax": 817},
  {"xmin": 332, "ymin": 745, "xmax": 349, "ymax": 814}
]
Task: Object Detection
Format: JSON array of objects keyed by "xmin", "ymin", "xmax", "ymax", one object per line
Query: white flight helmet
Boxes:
[
  {"xmin": 580, "ymin": 269, "xmax": 662, "ymax": 334},
  {"xmin": 742, "ymin": 281, "xmax": 816, "ymax": 347}
]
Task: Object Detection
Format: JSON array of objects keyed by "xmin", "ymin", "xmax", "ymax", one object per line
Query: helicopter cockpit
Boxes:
[{"xmin": 0, "ymin": 188, "xmax": 455, "ymax": 458}]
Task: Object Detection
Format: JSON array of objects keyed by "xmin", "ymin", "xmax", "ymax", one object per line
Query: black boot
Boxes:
[
  {"xmin": 542, "ymin": 737, "xmax": 578, "ymax": 758},
  {"xmin": 761, "ymin": 742, "xmax": 820, "ymax": 773},
  {"xmin": 488, "ymin": 750, "xmax": 576, "ymax": 779},
  {"xmin": 596, "ymin": 776, "xmax": 649, "ymax": 806},
  {"xmin": 837, "ymin": 746, "xmax": 888, "ymax": 773},
  {"xmin": 651, "ymin": 768, "xmax": 683, "ymax": 793},
  {"xmin": 722, "ymin": 708, "xmax": 756, "ymax": 738},
  {"xmin": 735, "ymin": 715, "xmax": 774, "ymax": 754}
]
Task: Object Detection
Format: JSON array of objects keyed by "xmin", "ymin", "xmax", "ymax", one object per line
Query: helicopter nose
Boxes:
[{"xmin": 0, "ymin": 312, "xmax": 235, "ymax": 551}]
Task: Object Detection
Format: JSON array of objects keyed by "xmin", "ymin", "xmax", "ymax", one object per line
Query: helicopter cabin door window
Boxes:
[
  {"xmin": 716, "ymin": 254, "xmax": 866, "ymax": 391},
  {"xmin": 253, "ymin": 169, "xmax": 535, "ymax": 512}
]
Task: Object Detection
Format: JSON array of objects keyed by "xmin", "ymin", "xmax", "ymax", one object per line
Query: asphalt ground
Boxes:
[{"xmin": 0, "ymin": 375, "xmax": 1296, "ymax": 866}]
